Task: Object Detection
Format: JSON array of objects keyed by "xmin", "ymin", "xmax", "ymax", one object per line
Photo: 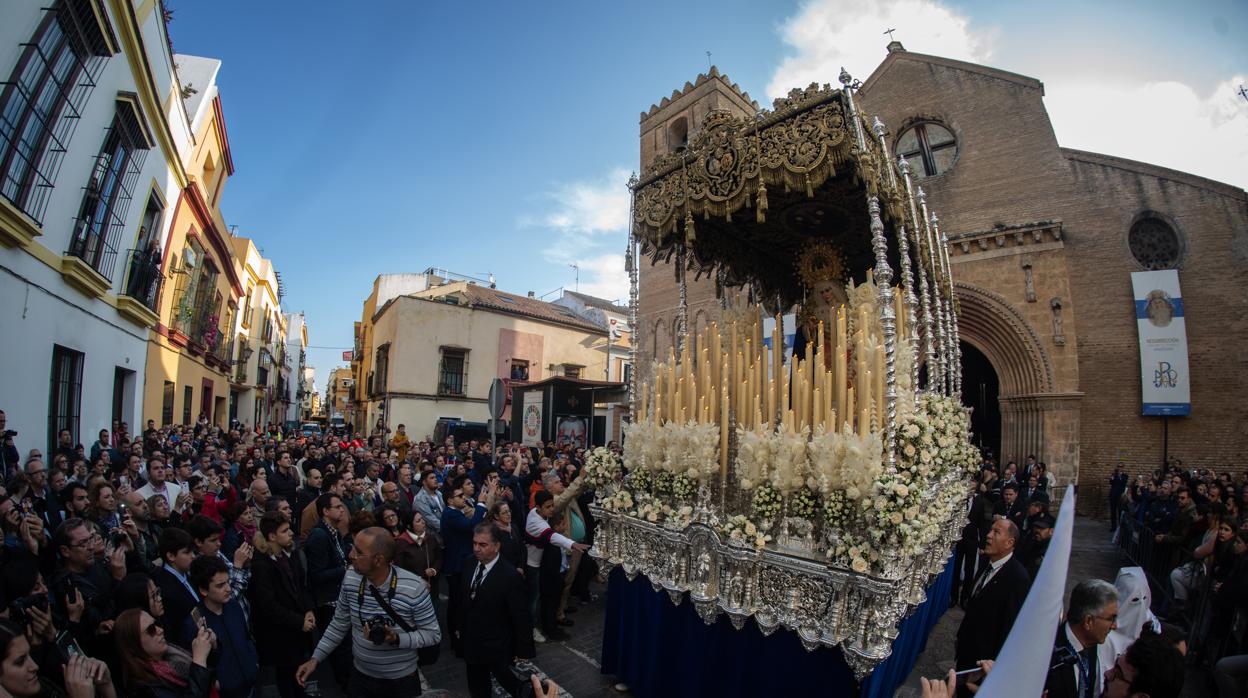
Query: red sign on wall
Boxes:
[{"xmin": 342, "ymin": 351, "xmax": 353, "ymax": 361}]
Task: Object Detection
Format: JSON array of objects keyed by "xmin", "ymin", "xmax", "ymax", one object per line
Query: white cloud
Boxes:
[
  {"xmin": 768, "ymin": 0, "xmax": 1247, "ymax": 190},
  {"xmin": 572, "ymin": 254, "xmax": 629, "ymax": 303},
  {"xmin": 767, "ymin": 0, "xmax": 995, "ymax": 99},
  {"xmin": 521, "ymin": 167, "xmax": 632, "ymax": 304},
  {"xmin": 524, "ymin": 167, "xmax": 632, "ymax": 236},
  {"xmin": 1045, "ymin": 76, "xmax": 1248, "ymax": 191}
]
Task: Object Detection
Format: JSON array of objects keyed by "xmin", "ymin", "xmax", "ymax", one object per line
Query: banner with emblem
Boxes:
[
  {"xmin": 1131, "ymin": 270, "xmax": 1191, "ymax": 416},
  {"xmin": 521, "ymin": 390, "xmax": 543, "ymax": 446}
]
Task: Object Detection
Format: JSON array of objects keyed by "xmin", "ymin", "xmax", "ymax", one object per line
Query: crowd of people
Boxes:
[
  {"xmin": 928, "ymin": 454, "xmax": 1248, "ymax": 698},
  {"xmin": 0, "ymin": 410, "xmax": 594, "ymax": 698}
]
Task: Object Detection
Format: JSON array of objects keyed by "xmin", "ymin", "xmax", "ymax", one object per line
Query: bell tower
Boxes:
[
  {"xmin": 639, "ymin": 66, "xmax": 759, "ymax": 169},
  {"xmin": 636, "ymin": 68, "xmax": 760, "ymax": 370}
]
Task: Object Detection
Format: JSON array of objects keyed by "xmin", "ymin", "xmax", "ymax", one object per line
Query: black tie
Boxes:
[
  {"xmin": 470, "ymin": 563, "xmax": 485, "ymax": 599},
  {"xmin": 971, "ymin": 563, "xmax": 992, "ymax": 598},
  {"xmin": 1080, "ymin": 648, "xmax": 1098, "ymax": 698}
]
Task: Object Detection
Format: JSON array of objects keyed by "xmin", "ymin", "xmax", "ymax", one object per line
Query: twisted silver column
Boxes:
[
  {"xmin": 899, "ymin": 165, "xmax": 936, "ymax": 391},
  {"xmin": 868, "ymin": 196, "xmax": 897, "ymax": 470},
  {"xmin": 916, "ymin": 188, "xmax": 947, "ymax": 394},
  {"xmin": 627, "ymin": 173, "xmax": 640, "ymax": 415}
]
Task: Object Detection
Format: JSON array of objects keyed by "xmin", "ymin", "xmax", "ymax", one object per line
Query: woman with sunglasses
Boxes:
[{"xmin": 113, "ymin": 608, "xmax": 214, "ymax": 697}]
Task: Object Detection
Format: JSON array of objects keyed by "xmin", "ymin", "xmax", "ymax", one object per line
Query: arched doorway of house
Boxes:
[{"xmin": 960, "ymin": 341, "xmax": 1001, "ymax": 460}]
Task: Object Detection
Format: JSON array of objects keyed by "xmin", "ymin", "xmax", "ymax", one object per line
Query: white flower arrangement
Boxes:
[
  {"xmin": 808, "ymin": 423, "xmax": 883, "ymax": 499},
  {"xmin": 600, "ymin": 489, "xmax": 635, "ymax": 513},
  {"xmin": 722, "ymin": 514, "xmax": 771, "ymax": 549},
  {"xmin": 626, "ymin": 466, "xmax": 653, "ymax": 494},
  {"xmin": 665, "ymin": 504, "xmax": 695, "ymax": 529},
  {"xmin": 582, "ymin": 446, "xmax": 622, "ymax": 490},
  {"xmin": 751, "ymin": 482, "xmax": 782, "ymax": 521},
  {"xmin": 669, "ymin": 472, "xmax": 698, "ymax": 502},
  {"xmin": 734, "ymin": 426, "xmax": 773, "ymax": 490},
  {"xmin": 788, "ymin": 486, "xmax": 820, "ymax": 520},
  {"xmin": 769, "ymin": 428, "xmax": 812, "ymax": 494},
  {"xmin": 614, "ymin": 358, "xmax": 977, "ymax": 576},
  {"xmin": 822, "ymin": 489, "xmax": 851, "ymax": 529}
]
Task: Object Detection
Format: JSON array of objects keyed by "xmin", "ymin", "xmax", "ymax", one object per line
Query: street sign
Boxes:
[
  {"xmin": 488, "ymin": 378, "xmax": 506, "ymax": 420},
  {"xmin": 486, "ymin": 379, "xmax": 506, "ymax": 462}
]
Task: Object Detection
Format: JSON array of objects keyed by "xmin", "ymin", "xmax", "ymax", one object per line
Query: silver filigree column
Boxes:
[
  {"xmin": 627, "ymin": 172, "xmax": 640, "ymax": 415},
  {"xmin": 676, "ymin": 246, "xmax": 688, "ymax": 355},
  {"xmin": 931, "ymin": 213, "xmax": 962, "ymax": 397},
  {"xmin": 839, "ymin": 68, "xmax": 869, "ymax": 152},
  {"xmin": 916, "ymin": 188, "xmax": 947, "ymax": 394},
  {"xmin": 899, "ymin": 163, "xmax": 936, "ymax": 390},
  {"xmin": 868, "ymin": 197, "xmax": 897, "ymax": 469}
]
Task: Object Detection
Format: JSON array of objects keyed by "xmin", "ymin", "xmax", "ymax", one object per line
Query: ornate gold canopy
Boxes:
[{"xmin": 631, "ymin": 83, "xmax": 913, "ymax": 308}]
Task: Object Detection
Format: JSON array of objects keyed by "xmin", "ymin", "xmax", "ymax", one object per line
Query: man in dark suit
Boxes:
[
  {"xmin": 1044, "ymin": 578, "xmax": 1119, "ymax": 698},
  {"xmin": 459, "ymin": 522, "xmax": 535, "ymax": 698},
  {"xmin": 955, "ymin": 518, "xmax": 1030, "ymax": 695},
  {"xmin": 250, "ymin": 511, "xmax": 316, "ymax": 698},
  {"xmin": 154, "ymin": 527, "xmax": 200, "ymax": 640},
  {"xmin": 995, "ymin": 484, "xmax": 1027, "ymax": 530},
  {"xmin": 304, "ymin": 493, "xmax": 352, "ymax": 690}
]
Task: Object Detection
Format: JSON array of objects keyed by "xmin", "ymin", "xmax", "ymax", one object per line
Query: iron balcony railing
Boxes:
[
  {"xmin": 66, "ymin": 217, "xmax": 120, "ymax": 281},
  {"xmin": 120, "ymin": 247, "xmax": 162, "ymax": 311}
]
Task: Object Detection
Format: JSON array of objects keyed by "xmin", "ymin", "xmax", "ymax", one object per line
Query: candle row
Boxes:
[{"xmin": 637, "ymin": 288, "xmax": 904, "ymax": 479}]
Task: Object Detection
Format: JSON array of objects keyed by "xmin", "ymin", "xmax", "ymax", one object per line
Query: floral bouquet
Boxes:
[
  {"xmin": 722, "ymin": 514, "xmax": 771, "ymax": 549},
  {"xmin": 582, "ymin": 447, "xmax": 622, "ymax": 490}
]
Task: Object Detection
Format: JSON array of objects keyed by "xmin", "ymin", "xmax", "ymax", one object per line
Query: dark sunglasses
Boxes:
[{"xmin": 142, "ymin": 622, "xmax": 163, "ymax": 637}]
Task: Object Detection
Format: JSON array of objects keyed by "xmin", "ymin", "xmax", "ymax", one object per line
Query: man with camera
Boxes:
[{"xmin": 297, "ymin": 526, "xmax": 441, "ymax": 696}]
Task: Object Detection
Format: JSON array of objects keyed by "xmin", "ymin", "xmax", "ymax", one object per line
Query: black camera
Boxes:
[
  {"xmin": 365, "ymin": 616, "xmax": 390, "ymax": 645},
  {"xmin": 511, "ymin": 664, "xmax": 549, "ymax": 698},
  {"xmin": 10, "ymin": 594, "xmax": 49, "ymax": 625},
  {"xmin": 3, "ymin": 430, "xmax": 16, "ymax": 438},
  {"xmin": 109, "ymin": 529, "xmax": 129, "ymax": 548}
]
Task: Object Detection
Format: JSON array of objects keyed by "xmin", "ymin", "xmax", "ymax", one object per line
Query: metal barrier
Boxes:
[{"xmin": 1116, "ymin": 511, "xmax": 1224, "ymax": 667}]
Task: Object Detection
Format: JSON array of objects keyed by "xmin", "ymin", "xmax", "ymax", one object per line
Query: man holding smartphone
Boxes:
[{"xmin": 190, "ymin": 555, "xmax": 258, "ymax": 698}]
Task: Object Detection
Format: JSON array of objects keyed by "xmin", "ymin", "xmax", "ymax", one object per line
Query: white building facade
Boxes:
[
  {"xmin": 0, "ymin": 1, "xmax": 194, "ymax": 453},
  {"xmin": 282, "ymin": 311, "xmax": 308, "ymax": 427}
]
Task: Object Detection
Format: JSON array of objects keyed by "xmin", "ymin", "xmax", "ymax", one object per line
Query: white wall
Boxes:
[
  {"xmin": 0, "ymin": 2, "xmax": 187, "ymax": 451},
  {"xmin": 0, "ymin": 250, "xmax": 149, "ymax": 450}
]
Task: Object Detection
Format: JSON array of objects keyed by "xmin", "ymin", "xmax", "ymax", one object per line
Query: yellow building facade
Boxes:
[
  {"xmin": 227, "ymin": 236, "xmax": 286, "ymax": 430},
  {"xmin": 140, "ymin": 56, "xmax": 245, "ymax": 428}
]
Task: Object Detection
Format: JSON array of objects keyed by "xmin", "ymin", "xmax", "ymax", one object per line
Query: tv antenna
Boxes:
[{"xmin": 569, "ymin": 263, "xmax": 580, "ymax": 292}]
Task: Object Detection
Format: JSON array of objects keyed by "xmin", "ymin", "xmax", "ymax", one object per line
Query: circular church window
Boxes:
[
  {"xmin": 897, "ymin": 122, "xmax": 958, "ymax": 178},
  {"xmin": 1128, "ymin": 216, "xmax": 1182, "ymax": 270}
]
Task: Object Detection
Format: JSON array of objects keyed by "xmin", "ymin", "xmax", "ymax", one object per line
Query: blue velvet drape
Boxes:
[{"xmin": 600, "ymin": 557, "xmax": 955, "ymax": 698}]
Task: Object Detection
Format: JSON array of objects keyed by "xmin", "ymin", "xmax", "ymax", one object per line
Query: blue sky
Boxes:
[{"xmin": 165, "ymin": 0, "xmax": 1246, "ymax": 386}]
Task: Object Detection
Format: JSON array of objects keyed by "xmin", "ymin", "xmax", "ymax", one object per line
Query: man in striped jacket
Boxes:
[{"xmin": 296, "ymin": 526, "xmax": 442, "ymax": 696}]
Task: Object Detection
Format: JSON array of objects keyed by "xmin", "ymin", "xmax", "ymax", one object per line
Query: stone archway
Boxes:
[{"xmin": 955, "ymin": 283, "xmax": 1082, "ymax": 483}]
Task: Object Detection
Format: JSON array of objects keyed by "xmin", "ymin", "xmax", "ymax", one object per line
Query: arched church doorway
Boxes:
[{"xmin": 960, "ymin": 341, "xmax": 1001, "ymax": 460}]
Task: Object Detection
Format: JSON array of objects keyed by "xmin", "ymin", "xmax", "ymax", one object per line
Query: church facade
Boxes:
[{"xmin": 634, "ymin": 44, "xmax": 1248, "ymax": 515}]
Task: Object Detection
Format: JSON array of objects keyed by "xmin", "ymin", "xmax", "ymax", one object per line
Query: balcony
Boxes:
[
  {"xmin": 116, "ymin": 248, "xmax": 162, "ymax": 328},
  {"xmin": 234, "ymin": 339, "xmax": 252, "ymax": 384},
  {"xmin": 211, "ymin": 336, "xmax": 233, "ymax": 371}
]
